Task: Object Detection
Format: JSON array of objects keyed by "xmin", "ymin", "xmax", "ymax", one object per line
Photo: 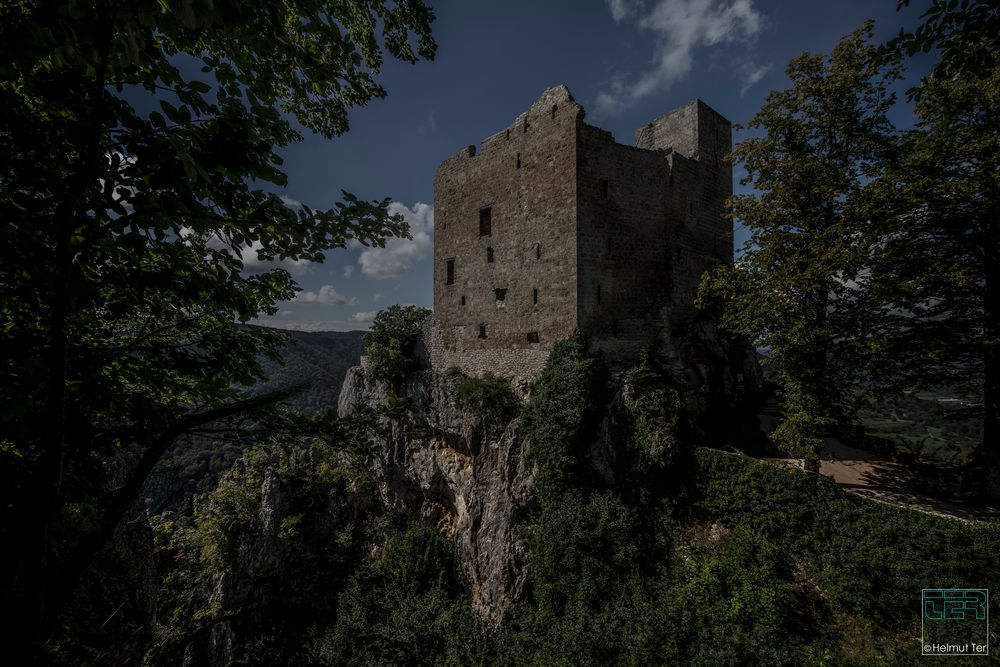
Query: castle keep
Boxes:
[{"xmin": 427, "ymin": 85, "xmax": 732, "ymax": 379}]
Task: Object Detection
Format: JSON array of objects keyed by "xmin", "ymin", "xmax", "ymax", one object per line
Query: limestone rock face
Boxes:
[{"xmin": 339, "ymin": 367, "xmax": 534, "ymax": 627}]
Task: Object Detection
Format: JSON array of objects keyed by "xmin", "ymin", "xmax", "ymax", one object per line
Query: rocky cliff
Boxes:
[
  {"xmin": 339, "ymin": 367, "xmax": 533, "ymax": 627},
  {"xmin": 335, "ymin": 319, "xmax": 761, "ymax": 627}
]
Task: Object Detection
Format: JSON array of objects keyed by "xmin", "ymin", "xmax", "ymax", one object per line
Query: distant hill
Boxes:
[
  {"xmin": 253, "ymin": 328, "xmax": 368, "ymax": 414},
  {"xmin": 145, "ymin": 328, "xmax": 367, "ymax": 515}
]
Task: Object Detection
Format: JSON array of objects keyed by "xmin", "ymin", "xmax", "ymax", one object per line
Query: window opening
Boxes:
[{"xmin": 479, "ymin": 207, "xmax": 492, "ymax": 237}]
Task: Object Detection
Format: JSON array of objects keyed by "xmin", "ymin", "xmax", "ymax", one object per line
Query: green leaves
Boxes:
[
  {"xmin": 0, "ymin": 0, "xmax": 437, "ymax": 651},
  {"xmin": 701, "ymin": 23, "xmax": 901, "ymax": 457},
  {"xmin": 364, "ymin": 305, "xmax": 431, "ymax": 389}
]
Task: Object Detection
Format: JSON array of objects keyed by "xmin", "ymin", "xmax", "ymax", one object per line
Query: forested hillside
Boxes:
[{"xmin": 145, "ymin": 328, "xmax": 366, "ymax": 515}]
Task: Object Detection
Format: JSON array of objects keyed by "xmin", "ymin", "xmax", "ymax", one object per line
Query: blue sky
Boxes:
[{"xmin": 253, "ymin": 0, "xmax": 934, "ymax": 332}]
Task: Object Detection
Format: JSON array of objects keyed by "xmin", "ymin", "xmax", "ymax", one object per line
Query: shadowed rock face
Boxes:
[
  {"xmin": 339, "ymin": 367, "xmax": 534, "ymax": 627},
  {"xmin": 335, "ymin": 316, "xmax": 762, "ymax": 626}
]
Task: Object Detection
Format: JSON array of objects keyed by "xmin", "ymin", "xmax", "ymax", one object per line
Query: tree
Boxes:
[
  {"xmin": 363, "ymin": 304, "xmax": 431, "ymax": 390},
  {"xmin": 868, "ymin": 0, "xmax": 1000, "ymax": 496},
  {"xmin": 698, "ymin": 23, "xmax": 901, "ymax": 467},
  {"xmin": 0, "ymin": 0, "xmax": 435, "ymax": 653}
]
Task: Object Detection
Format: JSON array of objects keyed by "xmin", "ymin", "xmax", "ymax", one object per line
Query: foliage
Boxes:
[
  {"xmin": 0, "ymin": 0, "xmax": 435, "ymax": 650},
  {"xmin": 887, "ymin": 0, "xmax": 1000, "ymax": 87},
  {"xmin": 521, "ymin": 331, "xmax": 608, "ymax": 509},
  {"xmin": 363, "ymin": 305, "xmax": 432, "ymax": 389},
  {"xmin": 685, "ymin": 448, "xmax": 1000, "ymax": 631},
  {"xmin": 149, "ymin": 433, "xmax": 379, "ymax": 666},
  {"xmin": 455, "ymin": 373, "xmax": 520, "ymax": 441},
  {"xmin": 869, "ymin": 0, "xmax": 1000, "ymax": 492},
  {"xmin": 145, "ymin": 329, "xmax": 366, "ymax": 515},
  {"xmin": 306, "ymin": 522, "xmax": 486, "ymax": 667},
  {"xmin": 617, "ymin": 362, "xmax": 680, "ymax": 482},
  {"xmin": 698, "ymin": 23, "xmax": 902, "ymax": 464}
]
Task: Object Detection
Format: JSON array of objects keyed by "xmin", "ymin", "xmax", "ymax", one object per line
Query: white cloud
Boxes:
[
  {"xmin": 606, "ymin": 0, "xmax": 646, "ymax": 22},
  {"xmin": 358, "ymin": 202, "xmax": 434, "ymax": 279},
  {"xmin": 280, "ymin": 195, "xmax": 303, "ymax": 210},
  {"xmin": 343, "ymin": 264, "xmax": 355, "ymax": 279},
  {"xmin": 351, "ymin": 311, "xmax": 377, "ymax": 324},
  {"xmin": 278, "ymin": 309, "xmax": 293, "ymax": 317},
  {"xmin": 240, "ymin": 240, "xmax": 313, "ymax": 276},
  {"xmin": 293, "ymin": 284, "xmax": 358, "ymax": 306},
  {"xmin": 739, "ymin": 61, "xmax": 770, "ymax": 96},
  {"xmin": 373, "ymin": 293, "xmax": 383, "ymax": 302},
  {"xmin": 597, "ymin": 0, "xmax": 766, "ymax": 115}
]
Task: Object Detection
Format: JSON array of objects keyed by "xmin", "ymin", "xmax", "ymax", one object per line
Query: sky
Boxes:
[{"xmin": 252, "ymin": 0, "xmax": 936, "ymax": 332}]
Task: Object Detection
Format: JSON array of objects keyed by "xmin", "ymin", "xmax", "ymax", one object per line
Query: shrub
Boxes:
[
  {"xmin": 455, "ymin": 373, "xmax": 520, "ymax": 440},
  {"xmin": 364, "ymin": 305, "xmax": 431, "ymax": 389},
  {"xmin": 521, "ymin": 331, "xmax": 608, "ymax": 508},
  {"xmin": 307, "ymin": 523, "xmax": 486, "ymax": 666}
]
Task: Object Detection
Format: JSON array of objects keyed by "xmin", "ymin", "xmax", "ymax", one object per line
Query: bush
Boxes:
[
  {"xmin": 455, "ymin": 373, "xmax": 520, "ymax": 440},
  {"xmin": 364, "ymin": 305, "xmax": 431, "ymax": 389},
  {"xmin": 307, "ymin": 523, "xmax": 486, "ymax": 666},
  {"xmin": 521, "ymin": 331, "xmax": 608, "ymax": 508},
  {"xmin": 683, "ymin": 447, "xmax": 1000, "ymax": 631}
]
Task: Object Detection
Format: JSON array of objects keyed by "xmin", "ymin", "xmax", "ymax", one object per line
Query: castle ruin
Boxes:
[{"xmin": 425, "ymin": 85, "xmax": 733, "ymax": 379}]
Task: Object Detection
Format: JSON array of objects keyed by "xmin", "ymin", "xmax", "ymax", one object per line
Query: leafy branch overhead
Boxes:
[{"xmin": 0, "ymin": 0, "xmax": 436, "ymax": 653}]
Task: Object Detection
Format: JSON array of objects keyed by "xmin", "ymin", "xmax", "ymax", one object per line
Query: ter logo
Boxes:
[{"xmin": 921, "ymin": 589, "xmax": 989, "ymax": 656}]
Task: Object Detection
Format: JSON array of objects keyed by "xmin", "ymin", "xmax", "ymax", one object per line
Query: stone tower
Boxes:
[{"xmin": 427, "ymin": 85, "xmax": 732, "ymax": 379}]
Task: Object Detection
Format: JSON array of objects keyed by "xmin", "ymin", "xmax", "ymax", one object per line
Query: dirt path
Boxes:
[{"xmin": 819, "ymin": 459, "xmax": 1000, "ymax": 523}]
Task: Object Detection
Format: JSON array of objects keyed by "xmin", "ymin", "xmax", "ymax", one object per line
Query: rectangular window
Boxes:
[
  {"xmin": 494, "ymin": 288, "xmax": 507, "ymax": 302},
  {"xmin": 533, "ymin": 288, "xmax": 538, "ymax": 305},
  {"xmin": 600, "ymin": 178, "xmax": 609, "ymax": 200},
  {"xmin": 478, "ymin": 324, "xmax": 487, "ymax": 339},
  {"xmin": 535, "ymin": 243, "xmax": 540, "ymax": 259},
  {"xmin": 445, "ymin": 259, "xmax": 455, "ymax": 285},
  {"xmin": 516, "ymin": 153, "xmax": 521, "ymax": 169},
  {"xmin": 487, "ymin": 246, "xmax": 494, "ymax": 263},
  {"xmin": 461, "ymin": 295, "xmax": 466, "ymax": 306},
  {"xmin": 479, "ymin": 207, "xmax": 492, "ymax": 237},
  {"xmin": 527, "ymin": 332, "xmax": 539, "ymax": 343}
]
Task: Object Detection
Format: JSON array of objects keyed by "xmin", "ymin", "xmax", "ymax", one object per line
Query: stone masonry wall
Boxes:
[
  {"xmin": 576, "ymin": 123, "xmax": 674, "ymax": 365},
  {"xmin": 432, "ymin": 89, "xmax": 732, "ymax": 380},
  {"xmin": 433, "ymin": 85, "xmax": 581, "ymax": 376},
  {"xmin": 636, "ymin": 100, "xmax": 733, "ymax": 323},
  {"xmin": 421, "ymin": 314, "xmax": 550, "ymax": 384}
]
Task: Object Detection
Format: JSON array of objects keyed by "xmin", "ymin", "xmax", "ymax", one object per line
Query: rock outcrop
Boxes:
[{"xmin": 339, "ymin": 367, "xmax": 534, "ymax": 627}]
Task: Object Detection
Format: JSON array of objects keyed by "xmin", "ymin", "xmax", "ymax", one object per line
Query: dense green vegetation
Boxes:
[
  {"xmin": 363, "ymin": 305, "xmax": 432, "ymax": 389},
  {"xmin": 455, "ymin": 373, "xmax": 521, "ymax": 441},
  {"xmin": 127, "ymin": 326, "xmax": 1000, "ymax": 665},
  {"xmin": 0, "ymin": 0, "xmax": 436, "ymax": 658},
  {"xmin": 699, "ymin": 0, "xmax": 999, "ymax": 491},
  {"xmin": 859, "ymin": 391, "xmax": 983, "ymax": 461},
  {"xmin": 145, "ymin": 329, "xmax": 366, "ymax": 515}
]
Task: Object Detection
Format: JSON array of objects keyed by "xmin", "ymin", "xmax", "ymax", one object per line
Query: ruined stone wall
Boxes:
[
  {"xmin": 433, "ymin": 85, "xmax": 581, "ymax": 377},
  {"xmin": 433, "ymin": 89, "xmax": 732, "ymax": 379},
  {"xmin": 420, "ymin": 314, "xmax": 550, "ymax": 383},
  {"xmin": 575, "ymin": 124, "xmax": 674, "ymax": 364},
  {"xmin": 635, "ymin": 100, "xmax": 733, "ymax": 323}
]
